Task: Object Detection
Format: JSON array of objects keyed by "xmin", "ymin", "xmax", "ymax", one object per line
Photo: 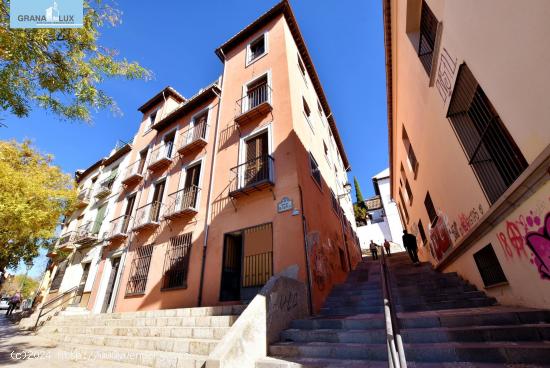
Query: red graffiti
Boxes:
[
  {"xmin": 497, "ymin": 232, "xmax": 513, "ymax": 259},
  {"xmin": 506, "ymin": 221, "xmax": 528, "ymax": 258}
]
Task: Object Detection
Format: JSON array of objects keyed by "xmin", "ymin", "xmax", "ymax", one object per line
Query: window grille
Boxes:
[
  {"xmin": 126, "ymin": 244, "xmax": 154, "ymax": 295},
  {"xmin": 399, "ymin": 190, "xmax": 409, "ymax": 223},
  {"xmin": 473, "ymin": 244, "xmax": 508, "ymax": 287},
  {"xmin": 162, "ymin": 233, "xmax": 193, "ymax": 289},
  {"xmin": 309, "ymin": 154, "xmax": 322, "ymax": 187},
  {"xmin": 447, "ymin": 64, "xmax": 528, "ymax": 204},
  {"xmin": 424, "ymin": 192, "xmax": 437, "ymax": 224},
  {"xmin": 418, "ymin": 219, "xmax": 427, "ymax": 244},
  {"xmin": 418, "ymin": 0, "xmax": 438, "ymax": 75}
]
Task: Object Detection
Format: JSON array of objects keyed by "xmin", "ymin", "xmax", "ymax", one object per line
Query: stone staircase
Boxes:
[
  {"xmin": 386, "ymin": 252, "xmax": 550, "ymax": 366},
  {"xmin": 258, "ymin": 257, "xmax": 389, "ymax": 367},
  {"xmin": 37, "ymin": 305, "xmax": 245, "ymax": 368}
]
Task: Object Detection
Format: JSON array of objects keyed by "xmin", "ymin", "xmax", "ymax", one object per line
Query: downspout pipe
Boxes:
[
  {"xmin": 298, "ymin": 184, "xmax": 313, "ymax": 315},
  {"xmin": 198, "ymin": 75, "xmax": 224, "ymax": 307}
]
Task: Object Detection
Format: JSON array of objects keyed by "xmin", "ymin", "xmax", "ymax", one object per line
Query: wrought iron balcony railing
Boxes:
[
  {"xmin": 95, "ymin": 177, "xmax": 116, "ymax": 198},
  {"xmin": 106, "ymin": 214, "xmax": 132, "ymax": 241},
  {"xmin": 229, "ymin": 154, "xmax": 274, "ymax": 198},
  {"xmin": 76, "ymin": 188, "xmax": 91, "ymax": 207},
  {"xmin": 133, "ymin": 201, "xmax": 163, "ymax": 231},
  {"xmin": 74, "ymin": 221, "xmax": 100, "ymax": 245},
  {"xmin": 177, "ymin": 121, "xmax": 208, "ymax": 155},
  {"xmin": 57, "ymin": 231, "xmax": 76, "ymax": 248},
  {"xmin": 122, "ymin": 159, "xmax": 145, "ymax": 185},
  {"xmin": 235, "ymin": 83, "xmax": 272, "ymax": 124},
  {"xmin": 164, "ymin": 185, "xmax": 200, "ymax": 219},
  {"xmin": 148, "ymin": 143, "xmax": 174, "ymax": 171}
]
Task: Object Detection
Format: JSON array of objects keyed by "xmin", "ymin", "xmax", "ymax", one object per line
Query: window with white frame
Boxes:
[
  {"xmin": 303, "ymin": 97, "xmax": 313, "ymax": 130},
  {"xmin": 148, "ymin": 110, "xmax": 158, "ymax": 128},
  {"xmin": 247, "ymin": 33, "xmax": 267, "ymax": 65},
  {"xmin": 298, "ymin": 53, "xmax": 307, "ymax": 83},
  {"xmin": 309, "ymin": 153, "xmax": 321, "ymax": 188}
]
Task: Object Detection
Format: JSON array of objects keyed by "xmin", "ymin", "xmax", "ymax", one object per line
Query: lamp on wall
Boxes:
[{"xmin": 337, "ymin": 182, "xmax": 352, "ymax": 199}]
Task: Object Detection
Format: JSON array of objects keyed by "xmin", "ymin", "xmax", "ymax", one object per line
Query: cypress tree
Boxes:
[{"xmin": 354, "ymin": 176, "xmax": 365, "ymax": 204}]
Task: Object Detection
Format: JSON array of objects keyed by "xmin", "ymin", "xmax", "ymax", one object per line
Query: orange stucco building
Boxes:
[
  {"xmin": 48, "ymin": 1, "xmax": 361, "ymax": 315},
  {"xmin": 384, "ymin": 0, "xmax": 550, "ymax": 308}
]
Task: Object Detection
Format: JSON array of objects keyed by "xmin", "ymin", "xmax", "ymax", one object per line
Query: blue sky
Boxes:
[{"xmin": 2, "ymin": 0, "xmax": 388, "ymax": 278}]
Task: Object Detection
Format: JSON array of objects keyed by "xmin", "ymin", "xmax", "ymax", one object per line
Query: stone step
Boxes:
[
  {"xmin": 39, "ymin": 324, "xmax": 230, "ymax": 339},
  {"xmin": 319, "ymin": 306, "xmax": 384, "ymax": 315},
  {"xmin": 256, "ymin": 356, "xmax": 388, "ymax": 367},
  {"xmin": 393, "ymin": 290, "xmax": 487, "ymax": 303},
  {"xmin": 391, "ymin": 284, "xmax": 478, "ymax": 296},
  {"xmin": 46, "ymin": 332, "xmax": 219, "ymax": 355},
  {"xmin": 398, "ymin": 309, "xmax": 550, "ymax": 329},
  {"xmin": 44, "ymin": 314, "xmax": 239, "ymax": 328},
  {"xmin": 395, "ymin": 297, "xmax": 497, "ymax": 312},
  {"xmin": 322, "ymin": 299, "xmax": 383, "ymax": 308},
  {"xmin": 325, "ymin": 293, "xmax": 384, "ymax": 304},
  {"xmin": 331, "ymin": 282, "xmax": 381, "ymax": 291},
  {"xmin": 269, "ymin": 342, "xmax": 388, "ymax": 361},
  {"xmin": 290, "ymin": 315, "xmax": 385, "ymax": 330},
  {"xmin": 401, "ymin": 323, "xmax": 550, "ymax": 343},
  {"xmin": 57, "ymin": 342, "xmax": 207, "ymax": 368},
  {"xmin": 280, "ymin": 328, "xmax": 386, "ymax": 344},
  {"xmin": 329, "ymin": 288, "xmax": 382, "ymax": 297},
  {"xmin": 403, "ymin": 341, "xmax": 550, "ymax": 363}
]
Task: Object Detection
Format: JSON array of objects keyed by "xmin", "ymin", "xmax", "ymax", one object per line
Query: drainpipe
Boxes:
[
  {"xmin": 197, "ymin": 75, "xmax": 224, "ymax": 307},
  {"xmin": 298, "ymin": 185, "xmax": 314, "ymax": 315}
]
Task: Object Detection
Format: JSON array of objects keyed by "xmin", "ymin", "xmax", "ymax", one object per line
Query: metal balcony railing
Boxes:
[
  {"xmin": 177, "ymin": 121, "xmax": 208, "ymax": 154},
  {"xmin": 148, "ymin": 143, "xmax": 174, "ymax": 170},
  {"xmin": 229, "ymin": 155, "xmax": 274, "ymax": 197},
  {"xmin": 76, "ymin": 188, "xmax": 91, "ymax": 207},
  {"xmin": 96, "ymin": 177, "xmax": 116, "ymax": 198},
  {"xmin": 235, "ymin": 83, "xmax": 272, "ymax": 123},
  {"xmin": 57, "ymin": 231, "xmax": 76, "ymax": 248},
  {"xmin": 106, "ymin": 214, "xmax": 132, "ymax": 240},
  {"xmin": 133, "ymin": 201, "xmax": 163, "ymax": 231},
  {"xmin": 75, "ymin": 221, "xmax": 100, "ymax": 245},
  {"xmin": 122, "ymin": 159, "xmax": 145, "ymax": 185},
  {"xmin": 164, "ymin": 185, "xmax": 200, "ymax": 219}
]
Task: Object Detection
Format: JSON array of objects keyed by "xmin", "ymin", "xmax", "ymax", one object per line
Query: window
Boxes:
[
  {"xmin": 418, "ymin": 0, "xmax": 438, "ymax": 75},
  {"xmin": 402, "ymin": 126, "xmax": 419, "ymax": 177},
  {"xmin": 317, "ymin": 100, "xmax": 323, "ymax": 116},
  {"xmin": 148, "ymin": 110, "xmax": 158, "ymax": 128},
  {"xmin": 330, "ymin": 189, "xmax": 338, "ymax": 213},
  {"xmin": 418, "ymin": 219, "xmax": 427, "ymax": 245},
  {"xmin": 323, "ymin": 141, "xmax": 329, "ymax": 160},
  {"xmin": 138, "ymin": 148, "xmax": 148, "ymax": 173},
  {"xmin": 424, "ymin": 192, "xmax": 437, "ymax": 225},
  {"xmin": 400, "ymin": 164, "xmax": 413, "ymax": 204},
  {"xmin": 50, "ymin": 260, "xmax": 68, "ymax": 291},
  {"xmin": 309, "ymin": 153, "xmax": 321, "ymax": 188},
  {"xmin": 397, "ymin": 202, "xmax": 408, "ymax": 225},
  {"xmin": 247, "ymin": 34, "xmax": 266, "ymax": 64},
  {"xmin": 245, "ymin": 74, "xmax": 270, "ymax": 111},
  {"xmin": 398, "ymin": 189, "xmax": 409, "ymax": 223},
  {"xmin": 162, "ymin": 233, "xmax": 193, "ymax": 289},
  {"xmin": 298, "ymin": 54, "xmax": 307, "ymax": 80},
  {"xmin": 447, "ymin": 64, "xmax": 528, "ymax": 204},
  {"xmin": 303, "ymin": 97, "xmax": 312, "ymax": 129},
  {"xmin": 474, "ymin": 244, "xmax": 508, "ymax": 287},
  {"xmin": 164, "ymin": 131, "xmax": 176, "ymax": 158},
  {"xmin": 126, "ymin": 244, "xmax": 154, "ymax": 295}
]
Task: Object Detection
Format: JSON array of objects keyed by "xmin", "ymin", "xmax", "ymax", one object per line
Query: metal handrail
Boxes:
[
  {"xmin": 178, "ymin": 121, "xmax": 208, "ymax": 149},
  {"xmin": 236, "ymin": 83, "xmax": 272, "ymax": 115},
  {"xmin": 133, "ymin": 201, "xmax": 163, "ymax": 229},
  {"xmin": 124, "ymin": 159, "xmax": 144, "ymax": 180},
  {"xmin": 230, "ymin": 154, "xmax": 274, "ymax": 191},
  {"xmin": 107, "ymin": 214, "xmax": 132, "ymax": 238},
  {"xmin": 34, "ymin": 286, "xmax": 78, "ymax": 329},
  {"xmin": 57, "ymin": 231, "xmax": 75, "ymax": 246},
  {"xmin": 165, "ymin": 185, "xmax": 200, "ymax": 215},
  {"xmin": 379, "ymin": 247, "xmax": 407, "ymax": 368},
  {"xmin": 149, "ymin": 142, "xmax": 174, "ymax": 165}
]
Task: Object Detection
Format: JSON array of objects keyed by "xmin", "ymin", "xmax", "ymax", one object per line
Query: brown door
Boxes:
[
  {"xmin": 184, "ymin": 163, "xmax": 201, "ymax": 208},
  {"xmin": 122, "ymin": 195, "xmax": 136, "ymax": 233},
  {"xmin": 138, "ymin": 149, "xmax": 147, "ymax": 173},
  {"xmin": 101, "ymin": 257, "xmax": 120, "ymax": 313},
  {"xmin": 245, "ymin": 132, "xmax": 268, "ymax": 186},
  {"xmin": 73, "ymin": 263, "xmax": 91, "ymax": 305},
  {"xmin": 151, "ymin": 180, "xmax": 165, "ymax": 221}
]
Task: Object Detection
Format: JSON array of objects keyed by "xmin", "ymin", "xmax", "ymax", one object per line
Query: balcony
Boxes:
[
  {"xmin": 132, "ymin": 202, "xmax": 162, "ymax": 232},
  {"xmin": 74, "ymin": 221, "xmax": 100, "ymax": 246},
  {"xmin": 106, "ymin": 214, "xmax": 132, "ymax": 241},
  {"xmin": 75, "ymin": 188, "xmax": 91, "ymax": 208},
  {"xmin": 122, "ymin": 159, "xmax": 145, "ymax": 186},
  {"xmin": 229, "ymin": 155, "xmax": 274, "ymax": 198},
  {"xmin": 164, "ymin": 186, "xmax": 200, "ymax": 220},
  {"xmin": 148, "ymin": 144, "xmax": 174, "ymax": 171},
  {"xmin": 177, "ymin": 121, "xmax": 208, "ymax": 155},
  {"xmin": 235, "ymin": 83, "xmax": 272, "ymax": 125},
  {"xmin": 95, "ymin": 177, "xmax": 116, "ymax": 199},
  {"xmin": 56, "ymin": 231, "xmax": 76, "ymax": 249}
]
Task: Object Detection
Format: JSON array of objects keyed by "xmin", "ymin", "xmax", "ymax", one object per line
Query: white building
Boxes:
[{"xmin": 357, "ymin": 168, "xmax": 404, "ymax": 252}]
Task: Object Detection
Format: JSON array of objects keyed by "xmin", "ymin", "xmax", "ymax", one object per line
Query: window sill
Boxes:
[
  {"xmin": 483, "ymin": 281, "xmax": 509, "ymax": 290},
  {"xmin": 245, "ymin": 52, "xmax": 268, "ymax": 68},
  {"xmin": 310, "ymin": 175, "xmax": 323, "ymax": 192},
  {"xmin": 161, "ymin": 285, "xmax": 188, "ymax": 292}
]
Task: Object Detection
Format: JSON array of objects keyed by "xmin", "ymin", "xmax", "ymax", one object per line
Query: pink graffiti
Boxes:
[{"xmin": 526, "ymin": 213, "xmax": 550, "ymax": 280}]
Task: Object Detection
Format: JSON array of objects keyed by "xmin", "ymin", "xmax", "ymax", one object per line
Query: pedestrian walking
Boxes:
[
  {"xmin": 383, "ymin": 239, "xmax": 391, "ymax": 256},
  {"xmin": 402, "ymin": 230, "xmax": 420, "ymax": 264},
  {"xmin": 6, "ymin": 292, "xmax": 21, "ymax": 316},
  {"xmin": 369, "ymin": 240, "xmax": 379, "ymax": 260}
]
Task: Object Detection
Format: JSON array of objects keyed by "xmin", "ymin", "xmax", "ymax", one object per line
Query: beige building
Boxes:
[{"xmin": 384, "ymin": 0, "xmax": 550, "ymax": 308}]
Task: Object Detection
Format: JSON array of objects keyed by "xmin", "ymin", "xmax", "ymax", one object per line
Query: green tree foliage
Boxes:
[
  {"xmin": 0, "ymin": 140, "xmax": 76, "ymax": 270},
  {"xmin": 354, "ymin": 203, "xmax": 368, "ymax": 226},
  {"xmin": 1, "ymin": 274, "xmax": 39, "ymax": 299},
  {"xmin": 354, "ymin": 176, "xmax": 365, "ymax": 204},
  {"xmin": 0, "ymin": 0, "xmax": 151, "ymax": 122}
]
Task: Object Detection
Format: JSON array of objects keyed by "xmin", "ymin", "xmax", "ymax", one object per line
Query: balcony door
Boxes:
[
  {"xmin": 92, "ymin": 203, "xmax": 107, "ymax": 235},
  {"xmin": 164, "ymin": 131, "xmax": 176, "ymax": 158},
  {"xmin": 122, "ymin": 194, "xmax": 136, "ymax": 233},
  {"xmin": 183, "ymin": 163, "xmax": 201, "ymax": 209},
  {"xmin": 151, "ymin": 179, "xmax": 166, "ymax": 222},
  {"xmin": 245, "ymin": 131, "xmax": 268, "ymax": 186}
]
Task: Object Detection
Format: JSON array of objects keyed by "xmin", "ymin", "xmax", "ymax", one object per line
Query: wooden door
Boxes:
[
  {"xmin": 151, "ymin": 180, "xmax": 165, "ymax": 221},
  {"xmin": 245, "ymin": 132, "xmax": 268, "ymax": 186},
  {"xmin": 184, "ymin": 163, "xmax": 201, "ymax": 208}
]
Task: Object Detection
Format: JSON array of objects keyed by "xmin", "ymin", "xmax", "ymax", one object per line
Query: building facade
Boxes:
[
  {"xmin": 384, "ymin": 0, "xmax": 550, "ymax": 308},
  {"xmin": 357, "ymin": 168, "xmax": 404, "ymax": 251},
  {"xmin": 46, "ymin": 1, "xmax": 361, "ymax": 314}
]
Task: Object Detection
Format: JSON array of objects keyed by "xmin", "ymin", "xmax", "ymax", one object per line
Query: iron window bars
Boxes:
[
  {"xmin": 165, "ymin": 185, "xmax": 200, "ymax": 217},
  {"xmin": 230, "ymin": 154, "xmax": 275, "ymax": 192},
  {"xmin": 418, "ymin": 0, "xmax": 438, "ymax": 75},
  {"xmin": 446, "ymin": 64, "xmax": 528, "ymax": 204},
  {"xmin": 473, "ymin": 243, "xmax": 508, "ymax": 287},
  {"xmin": 126, "ymin": 243, "xmax": 154, "ymax": 295},
  {"xmin": 237, "ymin": 81, "xmax": 272, "ymax": 115},
  {"xmin": 309, "ymin": 154, "xmax": 322, "ymax": 187},
  {"xmin": 242, "ymin": 251, "xmax": 273, "ymax": 288},
  {"xmin": 162, "ymin": 233, "xmax": 193, "ymax": 289}
]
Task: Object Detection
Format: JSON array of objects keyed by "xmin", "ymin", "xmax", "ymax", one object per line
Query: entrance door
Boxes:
[
  {"xmin": 245, "ymin": 132, "xmax": 268, "ymax": 186},
  {"xmin": 151, "ymin": 180, "xmax": 166, "ymax": 222},
  {"xmin": 73, "ymin": 263, "xmax": 91, "ymax": 305},
  {"xmin": 101, "ymin": 257, "xmax": 121, "ymax": 313},
  {"xmin": 184, "ymin": 163, "xmax": 201, "ymax": 208},
  {"xmin": 219, "ymin": 233, "xmax": 243, "ymax": 301}
]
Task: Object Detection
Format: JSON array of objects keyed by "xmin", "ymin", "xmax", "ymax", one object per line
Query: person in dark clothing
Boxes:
[
  {"xmin": 369, "ymin": 240, "xmax": 379, "ymax": 260},
  {"xmin": 402, "ymin": 230, "xmax": 420, "ymax": 264}
]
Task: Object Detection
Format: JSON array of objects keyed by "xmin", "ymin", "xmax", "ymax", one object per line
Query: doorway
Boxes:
[
  {"xmin": 72, "ymin": 262, "xmax": 90, "ymax": 305},
  {"xmin": 220, "ymin": 233, "xmax": 242, "ymax": 302},
  {"xmin": 101, "ymin": 257, "xmax": 121, "ymax": 313}
]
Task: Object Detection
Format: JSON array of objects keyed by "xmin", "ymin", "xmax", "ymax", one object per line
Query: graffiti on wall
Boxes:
[
  {"xmin": 496, "ymin": 198, "xmax": 550, "ymax": 280},
  {"xmin": 448, "ymin": 205, "xmax": 485, "ymax": 242},
  {"xmin": 307, "ymin": 231, "xmax": 332, "ymax": 291},
  {"xmin": 428, "ymin": 211, "xmax": 454, "ymax": 261},
  {"xmin": 435, "ymin": 47, "xmax": 458, "ymax": 104}
]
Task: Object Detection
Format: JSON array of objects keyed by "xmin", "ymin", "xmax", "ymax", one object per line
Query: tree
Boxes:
[
  {"xmin": 1, "ymin": 274, "xmax": 39, "ymax": 299},
  {"xmin": 0, "ymin": 140, "xmax": 76, "ymax": 271},
  {"xmin": 0, "ymin": 0, "xmax": 151, "ymax": 122},
  {"xmin": 354, "ymin": 203, "xmax": 368, "ymax": 227},
  {"xmin": 354, "ymin": 176, "xmax": 365, "ymax": 204}
]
